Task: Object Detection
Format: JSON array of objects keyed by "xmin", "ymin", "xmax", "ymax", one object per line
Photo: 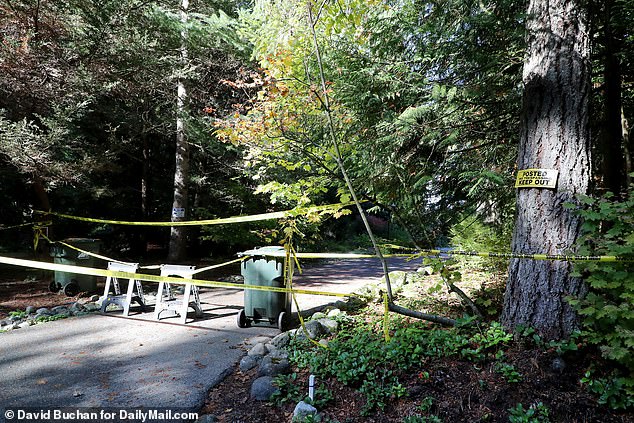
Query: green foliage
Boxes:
[
  {"xmin": 271, "ymin": 373, "xmax": 303, "ymax": 406},
  {"xmin": 580, "ymin": 371, "xmax": 634, "ymax": 410},
  {"xmin": 495, "ymin": 363, "xmax": 522, "ymax": 383},
  {"xmin": 402, "ymin": 415, "xmax": 442, "ymax": 423},
  {"xmin": 286, "ymin": 317, "xmax": 518, "ymax": 414},
  {"xmin": 449, "ymin": 215, "xmax": 513, "ymax": 272},
  {"xmin": 462, "ymin": 322, "xmax": 513, "ymax": 361},
  {"xmin": 34, "ymin": 314, "xmax": 69, "ymax": 323},
  {"xmin": 8, "ymin": 310, "xmax": 27, "ymax": 319},
  {"xmin": 507, "ymin": 402, "xmax": 550, "ymax": 423},
  {"xmin": 271, "ymin": 372, "xmax": 333, "ymax": 410},
  {"xmin": 566, "ymin": 185, "xmax": 634, "ymax": 406}
]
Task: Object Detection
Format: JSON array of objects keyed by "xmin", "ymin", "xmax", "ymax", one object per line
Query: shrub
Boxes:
[{"xmin": 566, "ymin": 185, "xmax": 634, "ymax": 408}]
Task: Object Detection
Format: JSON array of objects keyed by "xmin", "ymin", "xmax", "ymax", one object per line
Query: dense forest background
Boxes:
[{"xmin": 0, "ymin": 0, "xmax": 632, "ymax": 260}]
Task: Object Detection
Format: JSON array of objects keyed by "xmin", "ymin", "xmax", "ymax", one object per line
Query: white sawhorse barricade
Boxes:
[
  {"xmin": 100, "ymin": 262, "xmax": 146, "ymax": 315},
  {"xmin": 154, "ymin": 264, "xmax": 203, "ymax": 324}
]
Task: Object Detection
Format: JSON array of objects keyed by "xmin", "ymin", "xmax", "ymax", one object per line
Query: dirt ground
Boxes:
[{"xmin": 0, "ymin": 276, "xmax": 89, "ymax": 319}]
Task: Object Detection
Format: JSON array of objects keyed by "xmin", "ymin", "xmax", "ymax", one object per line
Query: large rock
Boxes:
[
  {"xmin": 257, "ymin": 356, "xmax": 290, "ymax": 377},
  {"xmin": 317, "ymin": 318, "xmax": 338, "ymax": 335},
  {"xmin": 239, "ymin": 355, "xmax": 261, "ymax": 373},
  {"xmin": 250, "ymin": 376, "xmax": 279, "ymax": 401},
  {"xmin": 51, "ymin": 306, "xmax": 68, "ymax": 314},
  {"xmin": 301, "ymin": 320, "xmax": 326, "ymax": 340},
  {"xmin": 248, "ymin": 342, "xmax": 268, "ymax": 357},
  {"xmin": 25, "ymin": 306, "xmax": 36, "ymax": 315},
  {"xmin": 269, "ymin": 331, "xmax": 292, "ymax": 349},
  {"xmin": 36, "ymin": 308, "xmax": 53, "ymax": 316},
  {"xmin": 268, "ymin": 349, "xmax": 289, "ymax": 361}
]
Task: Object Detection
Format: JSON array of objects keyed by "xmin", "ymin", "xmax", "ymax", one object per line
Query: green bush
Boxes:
[
  {"xmin": 566, "ymin": 186, "xmax": 634, "ymax": 408},
  {"xmin": 286, "ymin": 317, "xmax": 517, "ymax": 415}
]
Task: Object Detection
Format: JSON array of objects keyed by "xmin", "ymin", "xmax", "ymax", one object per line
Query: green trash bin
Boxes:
[
  {"xmin": 49, "ymin": 238, "xmax": 102, "ymax": 296},
  {"xmin": 236, "ymin": 246, "xmax": 290, "ymax": 331}
]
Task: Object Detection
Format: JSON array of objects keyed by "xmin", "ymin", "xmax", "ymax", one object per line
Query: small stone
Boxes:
[
  {"xmin": 0, "ymin": 319, "xmax": 10, "ymax": 327},
  {"xmin": 36, "ymin": 308, "xmax": 53, "ymax": 316},
  {"xmin": 73, "ymin": 390, "xmax": 83, "ymax": 397},
  {"xmin": 551, "ymin": 357, "xmax": 566, "ymax": 374},
  {"xmin": 293, "ymin": 401, "xmax": 317, "ymax": 419},
  {"xmin": 250, "ymin": 376, "xmax": 279, "ymax": 401},
  {"xmin": 326, "ymin": 308, "xmax": 341, "ymax": 318},
  {"xmin": 70, "ymin": 302, "xmax": 85, "ymax": 311},
  {"xmin": 248, "ymin": 336, "xmax": 273, "ymax": 346},
  {"xmin": 25, "ymin": 306, "xmax": 36, "ymax": 315},
  {"xmin": 417, "ymin": 266, "xmax": 434, "ymax": 275},
  {"xmin": 248, "ymin": 343, "xmax": 268, "ymax": 357},
  {"xmin": 83, "ymin": 304, "xmax": 99, "ymax": 312},
  {"xmin": 265, "ymin": 343, "xmax": 277, "ymax": 355},
  {"xmin": 318, "ymin": 339, "xmax": 329, "ymax": 348},
  {"xmin": 239, "ymin": 355, "xmax": 261, "ymax": 372},
  {"xmin": 18, "ymin": 321, "xmax": 31, "ymax": 329},
  {"xmin": 51, "ymin": 306, "xmax": 68, "ymax": 314},
  {"xmin": 310, "ymin": 312, "xmax": 327, "ymax": 321}
]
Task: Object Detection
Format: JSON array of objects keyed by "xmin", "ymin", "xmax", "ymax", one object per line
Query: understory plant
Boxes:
[
  {"xmin": 567, "ymin": 183, "xmax": 634, "ymax": 409},
  {"xmin": 286, "ymin": 316, "xmax": 516, "ymax": 415}
]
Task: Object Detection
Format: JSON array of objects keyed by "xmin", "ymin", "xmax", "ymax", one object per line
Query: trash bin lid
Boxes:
[{"xmin": 238, "ymin": 246, "xmax": 286, "ymax": 257}]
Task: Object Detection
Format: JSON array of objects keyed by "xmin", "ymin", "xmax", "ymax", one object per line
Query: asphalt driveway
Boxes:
[{"xmin": 0, "ymin": 257, "xmax": 419, "ymax": 422}]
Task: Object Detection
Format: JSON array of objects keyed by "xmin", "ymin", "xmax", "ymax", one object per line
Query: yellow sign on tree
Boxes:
[{"xmin": 515, "ymin": 169, "xmax": 558, "ymax": 189}]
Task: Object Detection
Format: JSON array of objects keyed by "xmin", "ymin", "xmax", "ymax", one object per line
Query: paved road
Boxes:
[{"xmin": 0, "ymin": 257, "xmax": 417, "ymax": 421}]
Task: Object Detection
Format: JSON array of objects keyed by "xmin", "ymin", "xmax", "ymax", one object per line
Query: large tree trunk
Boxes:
[
  {"xmin": 502, "ymin": 0, "xmax": 591, "ymax": 340},
  {"xmin": 168, "ymin": 0, "xmax": 190, "ymax": 262}
]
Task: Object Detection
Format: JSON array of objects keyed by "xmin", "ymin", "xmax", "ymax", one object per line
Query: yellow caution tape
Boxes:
[
  {"xmin": 413, "ymin": 249, "xmax": 634, "ymax": 262},
  {"xmin": 239, "ymin": 250, "xmax": 633, "ymax": 262},
  {"xmin": 34, "ymin": 201, "xmax": 356, "ymax": 227},
  {"xmin": 38, "ymin": 231, "xmax": 249, "ymax": 273},
  {"xmin": 191, "ymin": 257, "xmax": 247, "ymax": 275},
  {"xmin": 0, "ymin": 221, "xmax": 51, "ymax": 231},
  {"xmin": 0, "ymin": 255, "xmax": 356, "ymax": 298}
]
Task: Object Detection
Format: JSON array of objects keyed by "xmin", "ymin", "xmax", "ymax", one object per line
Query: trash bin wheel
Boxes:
[
  {"xmin": 237, "ymin": 309, "xmax": 250, "ymax": 328},
  {"xmin": 277, "ymin": 311, "xmax": 288, "ymax": 332},
  {"xmin": 63, "ymin": 280, "xmax": 79, "ymax": 297},
  {"xmin": 49, "ymin": 281, "xmax": 61, "ymax": 293}
]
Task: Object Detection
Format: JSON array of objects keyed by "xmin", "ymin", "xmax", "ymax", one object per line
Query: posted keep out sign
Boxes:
[{"xmin": 515, "ymin": 169, "xmax": 558, "ymax": 189}]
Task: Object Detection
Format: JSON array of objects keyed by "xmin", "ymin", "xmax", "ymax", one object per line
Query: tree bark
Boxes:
[
  {"xmin": 502, "ymin": 0, "xmax": 591, "ymax": 340},
  {"xmin": 168, "ymin": 0, "xmax": 190, "ymax": 262}
]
